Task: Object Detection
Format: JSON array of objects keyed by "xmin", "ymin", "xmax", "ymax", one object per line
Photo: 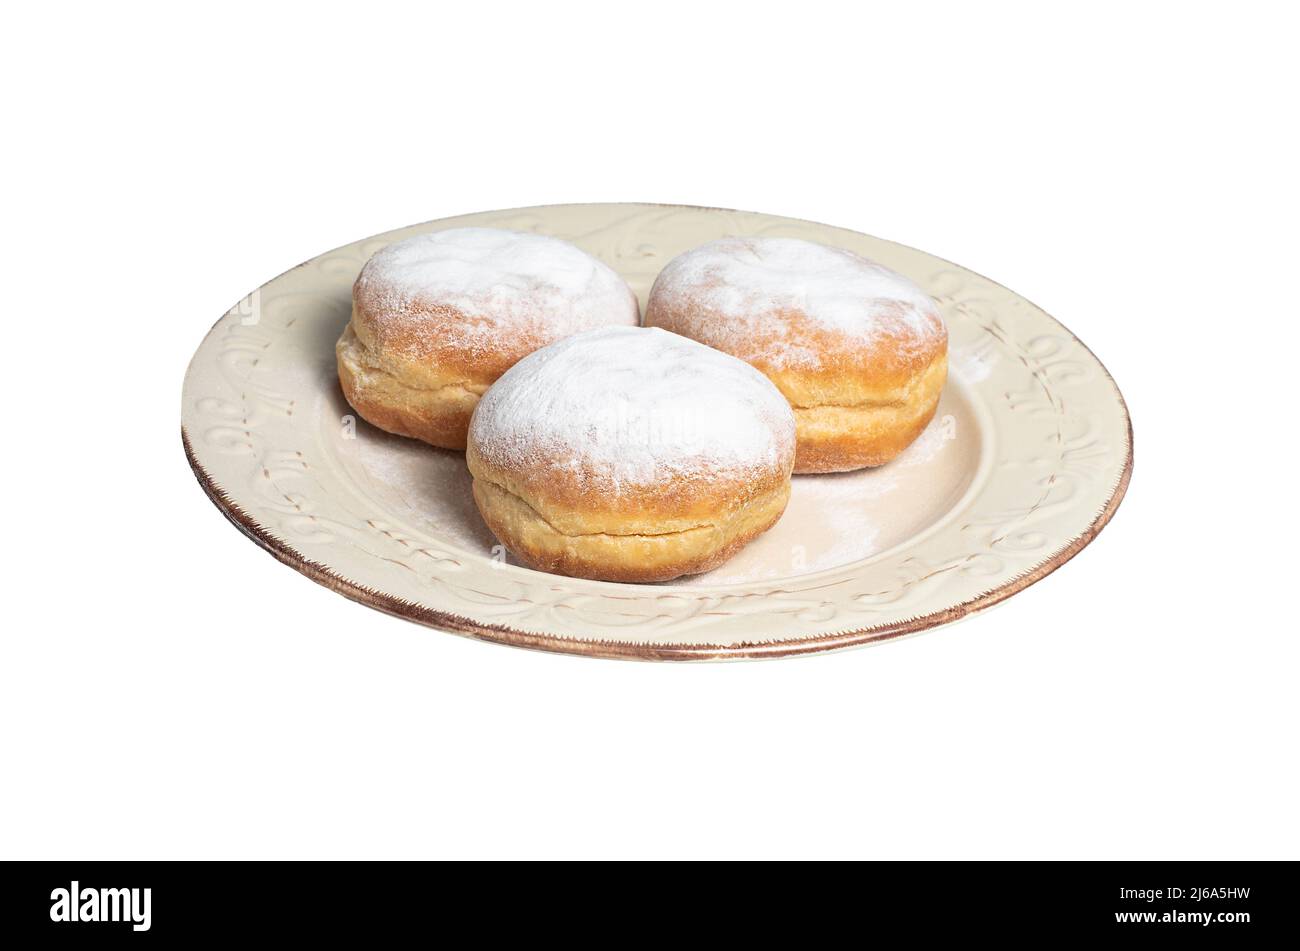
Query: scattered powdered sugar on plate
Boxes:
[
  {"xmin": 950, "ymin": 335, "xmax": 999, "ymax": 384},
  {"xmin": 355, "ymin": 228, "xmax": 638, "ymax": 354},
  {"xmin": 469, "ymin": 326, "xmax": 796, "ymax": 494},
  {"xmin": 691, "ymin": 399, "xmax": 967, "ymax": 584},
  {"xmin": 650, "ymin": 236, "xmax": 945, "ymax": 368},
  {"xmin": 894, "ymin": 410, "xmax": 959, "ymax": 468},
  {"xmin": 339, "ymin": 384, "xmax": 974, "ymax": 584},
  {"xmin": 349, "ymin": 431, "xmax": 498, "ymax": 553}
]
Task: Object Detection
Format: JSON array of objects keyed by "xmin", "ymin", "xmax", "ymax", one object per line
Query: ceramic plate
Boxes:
[{"xmin": 181, "ymin": 203, "xmax": 1132, "ymax": 660}]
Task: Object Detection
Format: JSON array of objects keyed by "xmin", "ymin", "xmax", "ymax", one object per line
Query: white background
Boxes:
[{"xmin": 2, "ymin": 2, "xmax": 1296, "ymax": 859}]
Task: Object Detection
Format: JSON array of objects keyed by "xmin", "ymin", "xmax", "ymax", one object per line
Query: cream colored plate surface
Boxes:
[{"xmin": 181, "ymin": 204, "xmax": 1132, "ymax": 660}]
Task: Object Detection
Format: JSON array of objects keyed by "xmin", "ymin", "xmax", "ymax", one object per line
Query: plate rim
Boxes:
[{"xmin": 181, "ymin": 202, "xmax": 1134, "ymax": 661}]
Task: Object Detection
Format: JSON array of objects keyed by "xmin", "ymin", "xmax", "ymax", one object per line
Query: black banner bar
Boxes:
[{"xmin": 1, "ymin": 861, "xmax": 1287, "ymax": 942}]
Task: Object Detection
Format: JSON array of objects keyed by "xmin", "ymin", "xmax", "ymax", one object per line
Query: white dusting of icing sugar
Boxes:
[
  {"xmin": 355, "ymin": 227, "xmax": 638, "ymax": 353},
  {"xmin": 649, "ymin": 236, "xmax": 945, "ymax": 368},
  {"xmin": 353, "ymin": 432, "xmax": 498, "ymax": 552},
  {"xmin": 695, "ymin": 472, "xmax": 886, "ymax": 584},
  {"xmin": 691, "ymin": 406, "xmax": 960, "ymax": 584},
  {"xmin": 895, "ymin": 411, "xmax": 959, "ymax": 467},
  {"xmin": 469, "ymin": 326, "xmax": 796, "ymax": 494}
]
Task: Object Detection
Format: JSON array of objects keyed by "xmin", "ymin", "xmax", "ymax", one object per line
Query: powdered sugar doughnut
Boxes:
[
  {"xmin": 337, "ymin": 228, "xmax": 639, "ymax": 450},
  {"xmin": 644, "ymin": 237, "xmax": 947, "ymax": 472},
  {"xmin": 466, "ymin": 326, "xmax": 796, "ymax": 582}
]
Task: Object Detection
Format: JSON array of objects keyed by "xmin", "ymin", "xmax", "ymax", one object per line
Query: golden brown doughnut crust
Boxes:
[
  {"xmin": 643, "ymin": 239, "xmax": 948, "ymax": 473},
  {"xmin": 790, "ymin": 349, "xmax": 947, "ymax": 471},
  {"xmin": 339, "ymin": 229, "xmax": 639, "ymax": 450},
  {"xmin": 464, "ymin": 326, "xmax": 797, "ymax": 582},
  {"xmin": 336, "ymin": 321, "xmax": 486, "ymax": 448},
  {"xmin": 468, "ymin": 453, "xmax": 791, "ymax": 583}
]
